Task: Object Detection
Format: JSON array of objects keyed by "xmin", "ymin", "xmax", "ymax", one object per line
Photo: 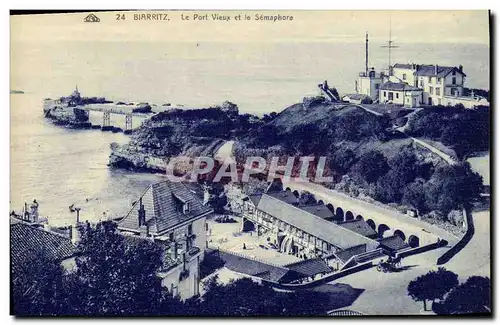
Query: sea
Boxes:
[{"xmin": 10, "ymin": 40, "xmax": 490, "ymax": 225}]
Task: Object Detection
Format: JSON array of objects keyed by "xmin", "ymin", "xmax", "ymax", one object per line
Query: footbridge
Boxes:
[
  {"xmin": 281, "ymin": 179, "xmax": 459, "ymax": 249},
  {"xmin": 81, "ymin": 104, "xmax": 153, "ymax": 131}
]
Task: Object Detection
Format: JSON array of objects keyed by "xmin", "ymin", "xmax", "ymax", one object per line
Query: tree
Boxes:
[
  {"xmin": 407, "ymin": 268, "xmax": 459, "ymax": 311},
  {"xmin": 351, "ymin": 150, "xmax": 389, "ymax": 184},
  {"xmin": 71, "ymin": 221, "xmax": 177, "ymax": 315},
  {"xmin": 402, "ymin": 179, "xmax": 427, "ymax": 214},
  {"xmin": 328, "ymin": 147, "xmax": 357, "ymax": 176},
  {"xmin": 11, "ymin": 250, "xmax": 67, "ymax": 316},
  {"xmin": 424, "ymin": 163, "xmax": 483, "ymax": 215},
  {"xmin": 434, "ymin": 276, "xmax": 491, "ymax": 315}
]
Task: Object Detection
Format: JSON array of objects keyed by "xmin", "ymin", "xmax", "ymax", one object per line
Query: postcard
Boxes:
[{"xmin": 10, "ymin": 10, "xmax": 491, "ymax": 316}]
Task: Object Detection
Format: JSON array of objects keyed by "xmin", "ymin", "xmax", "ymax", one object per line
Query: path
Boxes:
[
  {"xmin": 331, "ymin": 209, "xmax": 490, "ymax": 315},
  {"xmin": 214, "ymin": 140, "xmax": 235, "ymax": 162}
]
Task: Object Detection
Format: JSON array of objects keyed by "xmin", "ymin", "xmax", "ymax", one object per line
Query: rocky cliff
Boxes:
[{"xmin": 43, "ymin": 101, "xmax": 91, "ymax": 128}]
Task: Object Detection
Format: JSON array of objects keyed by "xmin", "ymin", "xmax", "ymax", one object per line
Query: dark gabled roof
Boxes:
[
  {"xmin": 10, "ymin": 223, "xmax": 77, "ymax": 273},
  {"xmin": 415, "ymin": 65, "xmax": 466, "ymax": 77},
  {"xmin": 393, "ymin": 63, "xmax": 415, "ymax": 69},
  {"xmin": 377, "ymin": 235, "xmax": 410, "ymax": 251},
  {"xmin": 284, "ymin": 258, "xmax": 331, "ymax": 277},
  {"xmin": 217, "ymin": 250, "xmax": 291, "ymax": 283},
  {"xmin": 342, "ymin": 94, "xmax": 369, "ymax": 101},
  {"xmin": 337, "ymin": 220, "xmax": 377, "ymax": 238},
  {"xmin": 255, "ymin": 194, "xmax": 379, "ymax": 250},
  {"xmin": 266, "ymin": 190, "xmax": 299, "ymax": 205},
  {"xmin": 247, "ymin": 194, "xmax": 263, "ymax": 207},
  {"xmin": 118, "ymin": 181, "xmax": 213, "ymax": 235},
  {"xmin": 334, "ymin": 244, "xmax": 367, "ymax": 263},
  {"xmin": 380, "ymin": 81, "xmax": 422, "ymax": 92},
  {"xmin": 393, "ymin": 63, "xmax": 467, "ymax": 78},
  {"xmin": 299, "ymin": 204, "xmax": 335, "ymax": 220}
]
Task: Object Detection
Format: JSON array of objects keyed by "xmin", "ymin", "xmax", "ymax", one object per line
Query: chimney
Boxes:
[
  {"xmin": 138, "ymin": 197, "xmax": 146, "ymax": 227},
  {"xmin": 71, "ymin": 224, "xmax": 81, "ymax": 244},
  {"xmin": 459, "ymin": 64, "xmax": 463, "ymax": 73}
]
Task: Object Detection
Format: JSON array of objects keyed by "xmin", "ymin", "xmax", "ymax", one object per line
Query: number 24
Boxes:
[{"xmin": 116, "ymin": 14, "xmax": 125, "ymax": 20}]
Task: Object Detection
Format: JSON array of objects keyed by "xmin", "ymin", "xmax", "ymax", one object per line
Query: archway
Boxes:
[
  {"xmin": 292, "ymin": 190, "xmax": 300, "ymax": 198},
  {"xmin": 336, "ymin": 207, "xmax": 344, "ymax": 220},
  {"xmin": 355, "ymin": 214, "xmax": 364, "ymax": 221},
  {"xmin": 394, "ymin": 230, "xmax": 406, "ymax": 241},
  {"xmin": 366, "ymin": 219, "xmax": 376, "ymax": 230},
  {"xmin": 378, "ymin": 224, "xmax": 390, "ymax": 238},
  {"xmin": 408, "ymin": 235, "xmax": 420, "ymax": 248},
  {"xmin": 345, "ymin": 211, "xmax": 354, "ymax": 221},
  {"xmin": 326, "ymin": 203, "xmax": 335, "ymax": 214},
  {"xmin": 318, "ymin": 200, "xmax": 324, "ymax": 205},
  {"xmin": 242, "ymin": 219, "xmax": 255, "ymax": 232},
  {"xmin": 285, "ymin": 187, "xmax": 291, "ymax": 192}
]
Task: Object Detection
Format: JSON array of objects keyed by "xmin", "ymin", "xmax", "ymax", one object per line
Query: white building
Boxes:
[
  {"xmin": 379, "ymin": 81, "xmax": 423, "ymax": 107},
  {"xmin": 118, "ymin": 181, "xmax": 213, "ymax": 300},
  {"xmin": 375, "ymin": 63, "xmax": 488, "ymax": 109},
  {"xmin": 356, "ymin": 68, "xmax": 384, "ymax": 101}
]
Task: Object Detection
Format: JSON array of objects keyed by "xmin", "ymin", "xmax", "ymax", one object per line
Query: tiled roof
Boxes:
[
  {"xmin": 415, "ymin": 64, "xmax": 466, "ymax": 77},
  {"xmin": 10, "ymin": 223, "xmax": 77, "ymax": 272},
  {"xmin": 377, "ymin": 235, "xmax": 410, "ymax": 251},
  {"xmin": 299, "ymin": 204, "xmax": 335, "ymax": 220},
  {"xmin": 337, "ymin": 220, "xmax": 377, "ymax": 238},
  {"xmin": 334, "ymin": 244, "xmax": 367, "ymax": 263},
  {"xmin": 118, "ymin": 181, "xmax": 213, "ymax": 235},
  {"xmin": 248, "ymin": 194, "xmax": 263, "ymax": 206},
  {"xmin": 284, "ymin": 258, "xmax": 331, "ymax": 277},
  {"xmin": 255, "ymin": 194, "xmax": 379, "ymax": 250},
  {"xmin": 380, "ymin": 81, "xmax": 422, "ymax": 92},
  {"xmin": 393, "ymin": 63, "xmax": 466, "ymax": 77},
  {"xmin": 342, "ymin": 94, "xmax": 369, "ymax": 101},
  {"xmin": 393, "ymin": 63, "xmax": 415, "ymax": 69},
  {"xmin": 266, "ymin": 191, "xmax": 299, "ymax": 205},
  {"xmin": 217, "ymin": 250, "xmax": 291, "ymax": 282}
]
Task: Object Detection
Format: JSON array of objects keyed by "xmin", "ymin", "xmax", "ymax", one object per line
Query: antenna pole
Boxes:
[
  {"xmin": 365, "ymin": 32, "xmax": 369, "ymax": 75},
  {"xmin": 381, "ymin": 17, "xmax": 399, "ymax": 72}
]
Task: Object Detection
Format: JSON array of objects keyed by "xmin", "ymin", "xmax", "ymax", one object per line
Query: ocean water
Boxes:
[{"xmin": 10, "ymin": 40, "xmax": 489, "ymax": 225}]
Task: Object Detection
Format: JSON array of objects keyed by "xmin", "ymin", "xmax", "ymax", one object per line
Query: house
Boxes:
[
  {"xmin": 117, "ymin": 180, "xmax": 213, "ymax": 300},
  {"xmin": 379, "ymin": 81, "xmax": 423, "ymax": 107},
  {"xmin": 341, "ymin": 93, "xmax": 371, "ymax": 104},
  {"xmin": 10, "ymin": 222, "xmax": 78, "ymax": 275}
]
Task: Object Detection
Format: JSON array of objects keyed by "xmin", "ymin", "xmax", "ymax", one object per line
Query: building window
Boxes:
[
  {"xmin": 188, "ymin": 224, "xmax": 193, "ymax": 236},
  {"xmin": 452, "ymin": 70, "xmax": 456, "ymax": 76},
  {"xmin": 375, "ymin": 84, "xmax": 380, "ymax": 89},
  {"xmin": 429, "ymin": 86, "xmax": 434, "ymax": 95},
  {"xmin": 419, "ymin": 80, "xmax": 423, "ymax": 87},
  {"xmin": 396, "ymin": 93, "xmax": 399, "ymax": 99},
  {"xmin": 403, "ymin": 73, "xmax": 407, "ymax": 80},
  {"xmin": 428, "ymin": 77, "xmax": 432, "ymax": 83},
  {"xmin": 452, "ymin": 77, "xmax": 456, "ymax": 85},
  {"xmin": 169, "ymin": 232, "xmax": 174, "ymax": 242},
  {"xmin": 438, "ymin": 77, "xmax": 442, "ymax": 84},
  {"xmin": 436, "ymin": 87, "xmax": 441, "ymax": 96},
  {"xmin": 388, "ymin": 92, "xmax": 394, "ymax": 100},
  {"xmin": 383, "ymin": 91, "xmax": 387, "ymax": 97}
]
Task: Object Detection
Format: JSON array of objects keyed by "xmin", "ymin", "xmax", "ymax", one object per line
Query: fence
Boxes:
[
  {"xmin": 328, "ymin": 309, "xmax": 365, "ymax": 316},
  {"xmin": 437, "ymin": 206, "xmax": 474, "ymax": 265},
  {"xmin": 207, "ymin": 244, "xmax": 288, "ymax": 268}
]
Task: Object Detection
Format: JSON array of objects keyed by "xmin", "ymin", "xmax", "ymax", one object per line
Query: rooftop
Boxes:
[
  {"xmin": 393, "ymin": 63, "xmax": 466, "ymax": 77},
  {"xmin": 118, "ymin": 181, "xmax": 213, "ymax": 235},
  {"xmin": 10, "ymin": 223, "xmax": 77, "ymax": 273},
  {"xmin": 337, "ymin": 220, "xmax": 378, "ymax": 238},
  {"xmin": 334, "ymin": 244, "xmax": 367, "ymax": 263},
  {"xmin": 380, "ymin": 81, "xmax": 422, "ymax": 92},
  {"xmin": 255, "ymin": 193, "xmax": 379, "ymax": 250}
]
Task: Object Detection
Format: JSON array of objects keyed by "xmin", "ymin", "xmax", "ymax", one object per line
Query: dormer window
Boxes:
[{"xmin": 183, "ymin": 202, "xmax": 190, "ymax": 214}]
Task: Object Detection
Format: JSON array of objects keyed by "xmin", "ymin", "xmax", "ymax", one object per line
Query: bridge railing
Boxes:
[{"xmin": 328, "ymin": 309, "xmax": 365, "ymax": 316}]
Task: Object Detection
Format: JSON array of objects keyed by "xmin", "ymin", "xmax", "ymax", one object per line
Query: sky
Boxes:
[{"xmin": 10, "ymin": 10, "xmax": 490, "ymax": 45}]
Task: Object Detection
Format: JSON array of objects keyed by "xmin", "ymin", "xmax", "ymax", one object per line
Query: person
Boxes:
[{"xmin": 243, "ymin": 243, "xmax": 246, "ymax": 250}]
